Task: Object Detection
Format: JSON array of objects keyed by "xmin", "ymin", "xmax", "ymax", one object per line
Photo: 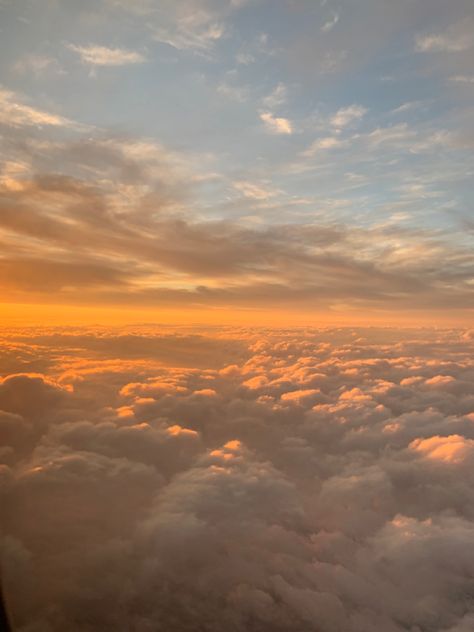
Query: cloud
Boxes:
[
  {"xmin": 233, "ymin": 180, "xmax": 277, "ymax": 200},
  {"xmin": 217, "ymin": 81, "xmax": 249, "ymax": 102},
  {"xmin": 262, "ymin": 83, "xmax": 288, "ymax": 109},
  {"xmin": 330, "ymin": 104, "xmax": 367, "ymax": 129},
  {"xmin": 125, "ymin": 1, "xmax": 237, "ymax": 55},
  {"xmin": 321, "ymin": 11, "xmax": 340, "ymax": 33},
  {"xmin": 1, "ymin": 326, "xmax": 474, "ymax": 630},
  {"xmin": 449, "ymin": 75, "xmax": 474, "ymax": 84},
  {"xmin": 0, "ymin": 95, "xmax": 471, "ymax": 321},
  {"xmin": 410, "ymin": 434, "xmax": 474, "ymax": 464},
  {"xmin": 0, "ymin": 87, "xmax": 73, "ymax": 128},
  {"xmin": 302, "ymin": 136, "xmax": 344, "ymax": 156},
  {"xmin": 415, "ymin": 19, "xmax": 474, "ymax": 53},
  {"xmin": 0, "ymin": 151, "xmax": 472, "ymax": 317},
  {"xmin": 13, "ymin": 54, "xmax": 64, "ymax": 77},
  {"xmin": 68, "ymin": 44, "xmax": 146, "ymax": 66},
  {"xmin": 260, "ymin": 111, "xmax": 293, "ymax": 135},
  {"xmin": 153, "ymin": 21, "xmax": 225, "ymax": 54}
]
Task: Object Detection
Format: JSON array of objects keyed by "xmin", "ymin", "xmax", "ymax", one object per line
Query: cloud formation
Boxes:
[
  {"xmin": 1, "ymin": 326, "xmax": 474, "ymax": 630},
  {"xmin": 0, "ymin": 88, "xmax": 72, "ymax": 128},
  {"xmin": 260, "ymin": 111, "xmax": 293, "ymax": 135},
  {"xmin": 68, "ymin": 44, "xmax": 147, "ymax": 66}
]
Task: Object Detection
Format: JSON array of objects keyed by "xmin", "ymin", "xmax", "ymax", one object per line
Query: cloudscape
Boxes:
[{"xmin": 0, "ymin": 1, "xmax": 473, "ymax": 630}]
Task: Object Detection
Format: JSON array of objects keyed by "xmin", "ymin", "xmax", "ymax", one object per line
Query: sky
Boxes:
[
  {"xmin": 1, "ymin": 4, "xmax": 474, "ymax": 629},
  {"xmin": 0, "ymin": 0, "xmax": 473, "ymax": 325}
]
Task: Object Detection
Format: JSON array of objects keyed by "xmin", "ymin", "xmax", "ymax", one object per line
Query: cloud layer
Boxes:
[
  {"xmin": 1, "ymin": 325, "xmax": 474, "ymax": 631},
  {"xmin": 0, "ymin": 119, "xmax": 472, "ymax": 322}
]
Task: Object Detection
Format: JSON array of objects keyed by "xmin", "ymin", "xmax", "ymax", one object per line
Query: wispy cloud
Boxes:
[
  {"xmin": 68, "ymin": 44, "xmax": 146, "ymax": 66},
  {"xmin": 260, "ymin": 111, "xmax": 293, "ymax": 135},
  {"xmin": 262, "ymin": 83, "xmax": 287, "ymax": 109},
  {"xmin": 330, "ymin": 104, "xmax": 367, "ymax": 130},
  {"xmin": 233, "ymin": 181, "xmax": 277, "ymax": 200},
  {"xmin": 449, "ymin": 75, "xmax": 474, "ymax": 84},
  {"xmin": 14, "ymin": 54, "xmax": 64, "ymax": 77},
  {"xmin": 153, "ymin": 21, "xmax": 225, "ymax": 54},
  {"xmin": 217, "ymin": 81, "xmax": 248, "ymax": 102},
  {"xmin": 0, "ymin": 87, "xmax": 73, "ymax": 128},
  {"xmin": 390, "ymin": 101, "xmax": 423, "ymax": 114},
  {"xmin": 415, "ymin": 20, "xmax": 474, "ymax": 53},
  {"xmin": 321, "ymin": 11, "xmax": 339, "ymax": 32}
]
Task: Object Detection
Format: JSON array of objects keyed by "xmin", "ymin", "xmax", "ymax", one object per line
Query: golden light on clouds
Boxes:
[{"xmin": 1, "ymin": 1, "xmax": 473, "ymax": 630}]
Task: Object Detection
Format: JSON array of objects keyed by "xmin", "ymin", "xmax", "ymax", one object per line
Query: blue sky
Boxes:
[{"xmin": 0, "ymin": 0, "xmax": 472, "ymax": 323}]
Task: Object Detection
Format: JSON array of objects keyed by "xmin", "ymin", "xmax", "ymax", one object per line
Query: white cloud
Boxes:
[
  {"xmin": 260, "ymin": 111, "xmax": 293, "ymax": 135},
  {"xmin": 330, "ymin": 104, "xmax": 367, "ymax": 129},
  {"xmin": 68, "ymin": 44, "xmax": 146, "ymax": 66}
]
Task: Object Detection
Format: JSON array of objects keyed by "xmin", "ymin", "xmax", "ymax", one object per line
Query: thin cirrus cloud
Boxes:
[
  {"xmin": 68, "ymin": 44, "xmax": 147, "ymax": 66},
  {"xmin": 330, "ymin": 104, "xmax": 368, "ymax": 129},
  {"xmin": 0, "ymin": 87, "xmax": 73, "ymax": 128},
  {"xmin": 321, "ymin": 11, "xmax": 340, "ymax": 32},
  {"xmin": 415, "ymin": 18, "xmax": 474, "ymax": 53}
]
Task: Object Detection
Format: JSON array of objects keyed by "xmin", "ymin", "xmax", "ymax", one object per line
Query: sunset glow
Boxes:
[{"xmin": 1, "ymin": 1, "xmax": 473, "ymax": 631}]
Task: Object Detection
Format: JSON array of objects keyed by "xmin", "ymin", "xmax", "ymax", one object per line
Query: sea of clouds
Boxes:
[{"xmin": 1, "ymin": 326, "xmax": 474, "ymax": 632}]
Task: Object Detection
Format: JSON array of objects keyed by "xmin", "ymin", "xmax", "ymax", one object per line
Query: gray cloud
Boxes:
[
  {"xmin": 1, "ymin": 326, "xmax": 474, "ymax": 630},
  {"xmin": 0, "ymin": 135, "xmax": 472, "ymax": 315}
]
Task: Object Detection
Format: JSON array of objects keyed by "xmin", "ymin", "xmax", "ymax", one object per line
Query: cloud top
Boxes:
[{"xmin": 1, "ymin": 325, "xmax": 474, "ymax": 630}]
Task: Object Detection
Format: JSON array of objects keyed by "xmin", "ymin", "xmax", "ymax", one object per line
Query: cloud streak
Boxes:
[
  {"xmin": 68, "ymin": 44, "xmax": 146, "ymax": 66},
  {"xmin": 0, "ymin": 131, "xmax": 472, "ymax": 321}
]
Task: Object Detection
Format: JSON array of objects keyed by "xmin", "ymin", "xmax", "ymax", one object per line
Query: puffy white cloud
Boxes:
[{"xmin": 1, "ymin": 326, "xmax": 474, "ymax": 630}]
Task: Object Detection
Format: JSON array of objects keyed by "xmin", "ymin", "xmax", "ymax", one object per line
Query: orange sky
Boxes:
[{"xmin": 1, "ymin": 302, "xmax": 471, "ymax": 328}]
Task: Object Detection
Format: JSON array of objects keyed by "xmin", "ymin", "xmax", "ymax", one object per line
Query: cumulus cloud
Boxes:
[{"xmin": 1, "ymin": 326, "xmax": 474, "ymax": 630}]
